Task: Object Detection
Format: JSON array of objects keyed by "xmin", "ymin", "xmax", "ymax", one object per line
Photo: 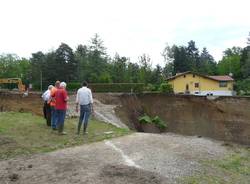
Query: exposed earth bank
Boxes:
[{"xmin": 1, "ymin": 92, "xmax": 250, "ymax": 144}]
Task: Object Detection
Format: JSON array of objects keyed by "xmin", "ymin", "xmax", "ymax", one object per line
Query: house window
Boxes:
[
  {"xmin": 219, "ymin": 81, "xmax": 227, "ymax": 87},
  {"xmin": 195, "ymin": 83, "xmax": 199, "ymax": 88},
  {"xmin": 193, "ymin": 74, "xmax": 196, "ymax": 78}
]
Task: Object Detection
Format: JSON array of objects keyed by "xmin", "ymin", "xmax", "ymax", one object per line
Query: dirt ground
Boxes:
[{"xmin": 0, "ymin": 133, "xmax": 231, "ymax": 184}]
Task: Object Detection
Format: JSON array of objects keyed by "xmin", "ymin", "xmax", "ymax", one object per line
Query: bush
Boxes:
[
  {"xmin": 144, "ymin": 83, "xmax": 159, "ymax": 92},
  {"xmin": 67, "ymin": 82, "xmax": 81, "ymax": 91},
  {"xmin": 159, "ymin": 82, "xmax": 173, "ymax": 93},
  {"xmin": 66, "ymin": 82, "xmax": 144, "ymax": 92},
  {"xmin": 138, "ymin": 114, "xmax": 167, "ymax": 130},
  {"xmin": 152, "ymin": 116, "xmax": 167, "ymax": 129},
  {"xmin": 234, "ymin": 79, "xmax": 250, "ymax": 96},
  {"xmin": 89, "ymin": 83, "xmax": 144, "ymax": 93},
  {"xmin": 138, "ymin": 115, "xmax": 152, "ymax": 124}
]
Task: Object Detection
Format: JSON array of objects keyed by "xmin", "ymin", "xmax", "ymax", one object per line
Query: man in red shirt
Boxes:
[
  {"xmin": 49, "ymin": 81, "xmax": 60, "ymax": 130},
  {"xmin": 55, "ymin": 82, "xmax": 69, "ymax": 135}
]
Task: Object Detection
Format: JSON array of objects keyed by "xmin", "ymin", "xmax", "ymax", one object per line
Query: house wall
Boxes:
[{"xmin": 168, "ymin": 73, "xmax": 233, "ymax": 96}]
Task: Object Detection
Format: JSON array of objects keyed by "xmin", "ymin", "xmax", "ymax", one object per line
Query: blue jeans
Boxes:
[
  {"xmin": 51, "ymin": 106, "xmax": 57, "ymax": 129},
  {"xmin": 56, "ymin": 109, "xmax": 66, "ymax": 133},
  {"xmin": 78, "ymin": 104, "xmax": 91, "ymax": 133}
]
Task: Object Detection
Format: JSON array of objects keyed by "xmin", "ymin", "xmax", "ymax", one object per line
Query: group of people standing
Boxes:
[{"xmin": 42, "ymin": 81, "xmax": 93, "ymax": 135}]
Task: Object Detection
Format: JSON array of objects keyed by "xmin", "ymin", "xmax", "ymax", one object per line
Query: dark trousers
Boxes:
[
  {"xmin": 43, "ymin": 102, "xmax": 51, "ymax": 126},
  {"xmin": 77, "ymin": 104, "xmax": 91, "ymax": 134},
  {"xmin": 56, "ymin": 109, "xmax": 66, "ymax": 133}
]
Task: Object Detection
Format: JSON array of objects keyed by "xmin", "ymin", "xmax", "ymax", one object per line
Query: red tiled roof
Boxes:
[
  {"xmin": 209, "ymin": 76, "xmax": 234, "ymax": 81},
  {"xmin": 166, "ymin": 71, "xmax": 234, "ymax": 81}
]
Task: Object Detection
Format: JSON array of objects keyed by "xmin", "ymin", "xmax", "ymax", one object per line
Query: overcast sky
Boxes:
[{"xmin": 0, "ymin": 0, "xmax": 249, "ymax": 66}]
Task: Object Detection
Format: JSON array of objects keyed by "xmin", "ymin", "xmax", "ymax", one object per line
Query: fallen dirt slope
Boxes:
[
  {"xmin": 67, "ymin": 94, "xmax": 128, "ymax": 128},
  {"xmin": 0, "ymin": 133, "xmax": 230, "ymax": 184}
]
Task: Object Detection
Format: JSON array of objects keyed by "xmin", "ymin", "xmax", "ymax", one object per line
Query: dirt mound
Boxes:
[{"xmin": 100, "ymin": 164, "xmax": 168, "ymax": 184}]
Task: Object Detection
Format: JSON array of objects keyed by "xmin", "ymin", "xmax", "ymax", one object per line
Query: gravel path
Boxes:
[{"xmin": 0, "ymin": 133, "xmax": 230, "ymax": 184}]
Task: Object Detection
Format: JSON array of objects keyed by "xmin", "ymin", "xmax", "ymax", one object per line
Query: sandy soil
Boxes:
[{"xmin": 0, "ymin": 133, "xmax": 230, "ymax": 184}]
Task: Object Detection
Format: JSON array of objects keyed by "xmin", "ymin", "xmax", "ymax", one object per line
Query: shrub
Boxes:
[
  {"xmin": 88, "ymin": 83, "xmax": 144, "ymax": 93},
  {"xmin": 138, "ymin": 114, "xmax": 167, "ymax": 130},
  {"xmin": 67, "ymin": 82, "xmax": 81, "ymax": 91},
  {"xmin": 152, "ymin": 116, "xmax": 167, "ymax": 129},
  {"xmin": 144, "ymin": 83, "xmax": 159, "ymax": 92},
  {"xmin": 61, "ymin": 82, "xmax": 145, "ymax": 92},
  {"xmin": 159, "ymin": 82, "xmax": 173, "ymax": 93},
  {"xmin": 138, "ymin": 115, "xmax": 152, "ymax": 124},
  {"xmin": 234, "ymin": 79, "xmax": 250, "ymax": 96}
]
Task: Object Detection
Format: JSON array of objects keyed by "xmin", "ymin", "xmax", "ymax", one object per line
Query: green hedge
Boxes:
[
  {"xmin": 67, "ymin": 82, "xmax": 81, "ymax": 91},
  {"xmin": 234, "ymin": 78, "xmax": 250, "ymax": 96},
  {"xmin": 67, "ymin": 82, "xmax": 144, "ymax": 93},
  {"xmin": 159, "ymin": 82, "xmax": 173, "ymax": 93}
]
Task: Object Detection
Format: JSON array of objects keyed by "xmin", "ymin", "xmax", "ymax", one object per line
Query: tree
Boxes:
[
  {"xmin": 240, "ymin": 33, "xmax": 250, "ymax": 79},
  {"xmin": 75, "ymin": 44, "xmax": 89, "ymax": 81},
  {"xmin": 30, "ymin": 51, "xmax": 46, "ymax": 87},
  {"xmin": 126, "ymin": 62, "xmax": 140, "ymax": 83},
  {"xmin": 87, "ymin": 34, "xmax": 109, "ymax": 82},
  {"xmin": 138, "ymin": 54, "xmax": 152, "ymax": 83},
  {"xmin": 218, "ymin": 47, "xmax": 242, "ymax": 79},
  {"xmin": 111, "ymin": 54, "xmax": 128, "ymax": 83},
  {"xmin": 199, "ymin": 47, "xmax": 217, "ymax": 75},
  {"xmin": 163, "ymin": 62, "xmax": 174, "ymax": 78},
  {"xmin": 150, "ymin": 64, "xmax": 163, "ymax": 84},
  {"xmin": 55, "ymin": 43, "xmax": 77, "ymax": 82},
  {"xmin": 186, "ymin": 40, "xmax": 200, "ymax": 72},
  {"xmin": 173, "ymin": 46, "xmax": 190, "ymax": 74}
]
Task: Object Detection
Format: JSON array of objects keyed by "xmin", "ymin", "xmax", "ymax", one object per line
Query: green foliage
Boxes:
[
  {"xmin": 217, "ymin": 47, "xmax": 242, "ymax": 79},
  {"xmin": 159, "ymin": 82, "xmax": 173, "ymax": 93},
  {"xmin": 2, "ymin": 34, "xmax": 250, "ymax": 94},
  {"xmin": 139, "ymin": 114, "xmax": 167, "ymax": 129},
  {"xmin": 144, "ymin": 83, "xmax": 159, "ymax": 91},
  {"xmin": 234, "ymin": 78, "xmax": 250, "ymax": 95},
  {"xmin": 67, "ymin": 82, "xmax": 81, "ymax": 91},
  {"xmin": 152, "ymin": 116, "xmax": 167, "ymax": 129},
  {"xmin": 89, "ymin": 83, "xmax": 144, "ymax": 93},
  {"xmin": 138, "ymin": 115, "xmax": 152, "ymax": 124},
  {"xmin": 62, "ymin": 82, "xmax": 145, "ymax": 92},
  {"xmin": 0, "ymin": 54, "xmax": 31, "ymax": 85}
]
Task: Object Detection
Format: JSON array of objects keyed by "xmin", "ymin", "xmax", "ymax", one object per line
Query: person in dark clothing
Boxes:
[{"xmin": 41, "ymin": 85, "xmax": 53, "ymax": 126}]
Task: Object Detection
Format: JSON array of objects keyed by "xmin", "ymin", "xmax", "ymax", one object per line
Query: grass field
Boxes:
[
  {"xmin": 181, "ymin": 145, "xmax": 250, "ymax": 184},
  {"xmin": 0, "ymin": 112, "xmax": 131, "ymax": 160}
]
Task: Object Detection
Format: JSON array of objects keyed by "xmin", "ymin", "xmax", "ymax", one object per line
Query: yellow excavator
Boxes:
[{"xmin": 0, "ymin": 78, "xmax": 26, "ymax": 92}]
